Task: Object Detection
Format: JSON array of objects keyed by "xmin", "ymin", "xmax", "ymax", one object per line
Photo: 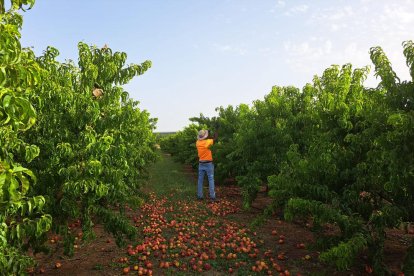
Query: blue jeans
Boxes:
[{"xmin": 197, "ymin": 162, "xmax": 215, "ymax": 199}]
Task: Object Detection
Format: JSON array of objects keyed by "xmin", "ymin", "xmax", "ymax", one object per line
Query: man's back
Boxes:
[{"xmin": 196, "ymin": 139, "xmax": 214, "ymax": 161}]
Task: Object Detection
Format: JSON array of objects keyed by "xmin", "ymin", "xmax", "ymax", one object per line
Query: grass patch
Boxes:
[
  {"xmin": 92, "ymin": 264, "xmax": 104, "ymax": 270},
  {"xmin": 144, "ymin": 152, "xmax": 196, "ymax": 200}
]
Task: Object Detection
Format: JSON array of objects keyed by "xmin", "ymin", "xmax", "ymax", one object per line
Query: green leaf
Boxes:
[
  {"xmin": 0, "ymin": 67, "xmax": 6, "ymax": 86},
  {"xmin": 8, "ymin": 178, "xmax": 19, "ymax": 201}
]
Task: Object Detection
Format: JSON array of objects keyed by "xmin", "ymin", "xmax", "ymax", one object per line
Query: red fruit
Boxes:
[
  {"xmin": 122, "ymin": 267, "xmax": 130, "ymax": 274},
  {"xmin": 203, "ymin": 263, "xmax": 212, "ymax": 270},
  {"xmin": 365, "ymin": 265, "xmax": 373, "ymax": 274},
  {"xmin": 273, "ymin": 263, "xmax": 282, "ymax": 272},
  {"xmin": 296, "ymin": 243, "xmax": 305, "ymax": 249},
  {"xmin": 55, "ymin": 262, "xmax": 62, "ymax": 269},
  {"xmin": 271, "ymin": 230, "xmax": 277, "ymax": 235}
]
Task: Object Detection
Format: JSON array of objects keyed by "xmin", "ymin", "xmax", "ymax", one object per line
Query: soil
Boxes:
[{"xmin": 31, "ymin": 162, "xmax": 409, "ymax": 276}]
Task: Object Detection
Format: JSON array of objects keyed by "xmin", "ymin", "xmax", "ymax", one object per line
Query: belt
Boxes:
[{"xmin": 199, "ymin": 161, "xmax": 213, "ymax": 163}]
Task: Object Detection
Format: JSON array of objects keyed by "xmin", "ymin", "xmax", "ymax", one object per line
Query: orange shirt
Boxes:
[{"xmin": 196, "ymin": 139, "xmax": 214, "ymax": 161}]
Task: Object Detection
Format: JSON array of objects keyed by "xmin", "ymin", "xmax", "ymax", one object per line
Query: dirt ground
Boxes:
[{"xmin": 31, "ymin": 164, "xmax": 409, "ymax": 276}]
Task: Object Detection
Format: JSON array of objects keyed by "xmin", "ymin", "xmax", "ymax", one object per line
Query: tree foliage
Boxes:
[
  {"xmin": 162, "ymin": 42, "xmax": 414, "ymax": 273},
  {"xmin": 160, "ymin": 124, "xmax": 201, "ymax": 168},
  {"xmin": 22, "ymin": 42, "xmax": 157, "ymax": 253},
  {"xmin": 1, "ymin": 1, "xmax": 158, "ymax": 273},
  {"xmin": 0, "ymin": 1, "xmax": 51, "ymax": 274}
]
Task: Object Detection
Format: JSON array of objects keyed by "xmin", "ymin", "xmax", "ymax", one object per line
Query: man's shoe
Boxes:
[{"xmin": 197, "ymin": 197, "xmax": 203, "ymax": 200}]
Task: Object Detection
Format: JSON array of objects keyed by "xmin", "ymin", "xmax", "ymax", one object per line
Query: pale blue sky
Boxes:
[{"xmin": 20, "ymin": 0, "xmax": 414, "ymax": 131}]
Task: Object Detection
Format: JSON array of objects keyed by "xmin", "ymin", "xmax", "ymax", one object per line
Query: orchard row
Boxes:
[
  {"xmin": 1, "ymin": 1, "xmax": 157, "ymax": 274},
  {"xmin": 161, "ymin": 41, "xmax": 414, "ymax": 274},
  {"xmin": 116, "ymin": 193, "xmax": 302, "ymax": 275}
]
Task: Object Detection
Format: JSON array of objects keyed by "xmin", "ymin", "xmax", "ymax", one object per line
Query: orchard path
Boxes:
[{"xmin": 34, "ymin": 153, "xmax": 401, "ymax": 275}]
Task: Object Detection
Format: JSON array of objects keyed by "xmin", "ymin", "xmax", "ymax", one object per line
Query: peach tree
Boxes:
[
  {"xmin": 163, "ymin": 40, "xmax": 414, "ymax": 273},
  {"xmin": 269, "ymin": 42, "xmax": 414, "ymax": 274},
  {"xmin": 0, "ymin": 0, "xmax": 51, "ymax": 274},
  {"xmin": 22, "ymin": 42, "xmax": 157, "ymax": 254},
  {"xmin": 160, "ymin": 124, "xmax": 201, "ymax": 168}
]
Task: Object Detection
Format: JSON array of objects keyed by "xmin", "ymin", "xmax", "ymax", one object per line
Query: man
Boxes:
[{"xmin": 196, "ymin": 129, "xmax": 217, "ymax": 201}]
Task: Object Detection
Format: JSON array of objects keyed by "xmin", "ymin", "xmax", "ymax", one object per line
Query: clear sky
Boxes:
[{"xmin": 19, "ymin": 0, "xmax": 414, "ymax": 132}]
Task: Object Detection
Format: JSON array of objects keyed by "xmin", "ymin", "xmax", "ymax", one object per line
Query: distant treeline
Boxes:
[{"xmin": 155, "ymin": 132, "xmax": 177, "ymax": 137}]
